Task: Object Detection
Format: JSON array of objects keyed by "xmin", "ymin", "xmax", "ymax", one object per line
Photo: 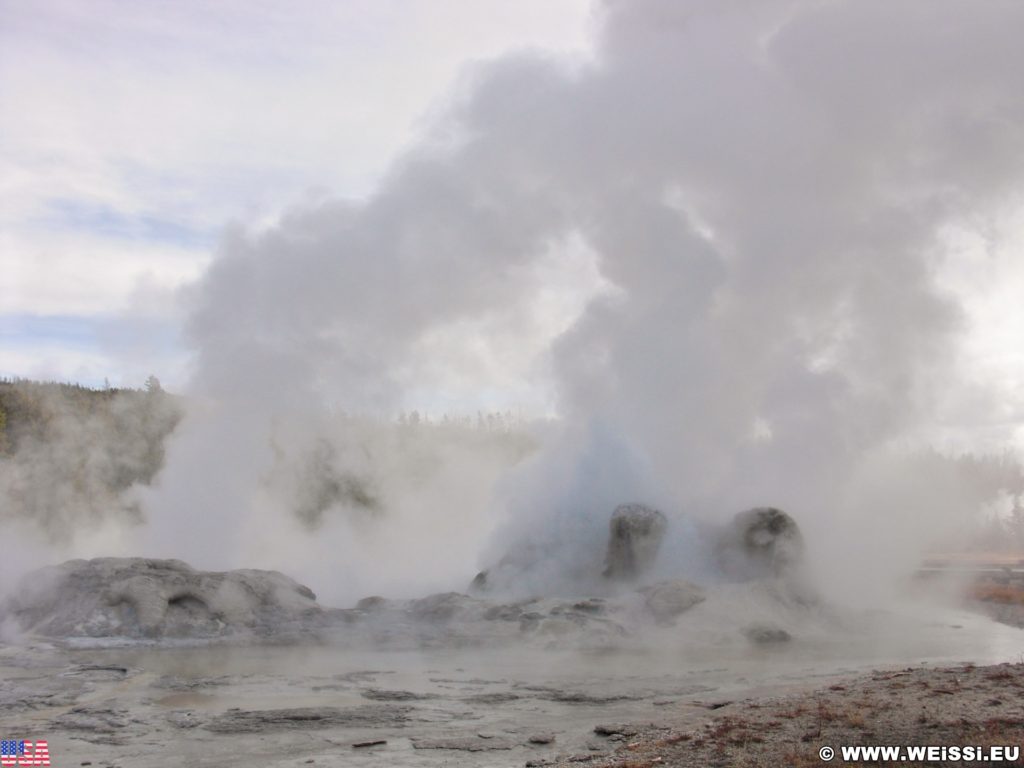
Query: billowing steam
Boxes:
[{"xmin": 9, "ymin": 0, "xmax": 1024, "ymax": 606}]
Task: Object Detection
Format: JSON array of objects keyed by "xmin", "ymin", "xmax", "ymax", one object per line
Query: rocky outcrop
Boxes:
[
  {"xmin": 407, "ymin": 592, "xmax": 482, "ymax": 623},
  {"xmin": 3, "ymin": 557, "xmax": 323, "ymax": 640},
  {"xmin": 743, "ymin": 623, "xmax": 792, "ymax": 644},
  {"xmin": 603, "ymin": 504, "xmax": 668, "ymax": 581},
  {"xmin": 716, "ymin": 507, "xmax": 804, "ymax": 580}
]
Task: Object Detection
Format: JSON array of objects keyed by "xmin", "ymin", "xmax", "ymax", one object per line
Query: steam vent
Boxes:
[
  {"xmin": 717, "ymin": 507, "xmax": 805, "ymax": 580},
  {"xmin": 603, "ymin": 503, "xmax": 668, "ymax": 581}
]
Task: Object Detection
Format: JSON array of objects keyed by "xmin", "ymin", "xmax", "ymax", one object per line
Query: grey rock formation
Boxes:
[
  {"xmin": 407, "ymin": 592, "xmax": 482, "ymax": 623},
  {"xmin": 638, "ymin": 580, "xmax": 706, "ymax": 624},
  {"xmin": 3, "ymin": 557, "xmax": 322, "ymax": 640},
  {"xmin": 743, "ymin": 623, "xmax": 793, "ymax": 644},
  {"xmin": 603, "ymin": 503, "xmax": 668, "ymax": 581},
  {"xmin": 717, "ymin": 507, "xmax": 804, "ymax": 579}
]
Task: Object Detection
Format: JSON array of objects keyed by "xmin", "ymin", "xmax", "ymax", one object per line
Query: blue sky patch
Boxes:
[
  {"xmin": 0, "ymin": 313, "xmax": 102, "ymax": 350},
  {"xmin": 35, "ymin": 198, "xmax": 214, "ymax": 249}
]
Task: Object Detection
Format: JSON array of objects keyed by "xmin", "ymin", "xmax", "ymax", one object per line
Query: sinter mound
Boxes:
[
  {"xmin": 2, "ymin": 557, "xmax": 322, "ymax": 640},
  {"xmin": 603, "ymin": 503, "xmax": 668, "ymax": 582}
]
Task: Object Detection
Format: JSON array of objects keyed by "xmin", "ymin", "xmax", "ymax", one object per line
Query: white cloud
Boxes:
[{"xmin": 0, "ymin": 229, "xmax": 209, "ymax": 316}]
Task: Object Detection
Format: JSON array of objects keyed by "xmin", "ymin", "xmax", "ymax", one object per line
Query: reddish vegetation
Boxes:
[
  {"xmin": 554, "ymin": 664, "xmax": 1024, "ymax": 768},
  {"xmin": 969, "ymin": 580, "xmax": 1024, "ymax": 606}
]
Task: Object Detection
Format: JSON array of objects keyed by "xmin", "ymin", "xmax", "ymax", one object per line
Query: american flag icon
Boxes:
[{"xmin": 0, "ymin": 740, "xmax": 50, "ymax": 767}]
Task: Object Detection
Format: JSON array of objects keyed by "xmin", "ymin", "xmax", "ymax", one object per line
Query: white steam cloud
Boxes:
[{"xmin": 52, "ymin": 0, "xmax": 1024, "ymax": 604}]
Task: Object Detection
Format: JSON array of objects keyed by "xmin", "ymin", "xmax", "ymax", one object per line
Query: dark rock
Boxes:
[
  {"xmin": 603, "ymin": 504, "xmax": 668, "ymax": 581},
  {"xmin": 470, "ymin": 570, "xmax": 489, "ymax": 592},
  {"xmin": 743, "ymin": 623, "xmax": 792, "ymax": 644},
  {"xmin": 717, "ymin": 507, "xmax": 804, "ymax": 579},
  {"xmin": 594, "ymin": 723, "xmax": 640, "ymax": 736}
]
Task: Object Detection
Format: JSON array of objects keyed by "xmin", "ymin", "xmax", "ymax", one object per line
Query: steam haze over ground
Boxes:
[{"xmin": 4, "ymin": 0, "xmax": 1024, "ymax": 610}]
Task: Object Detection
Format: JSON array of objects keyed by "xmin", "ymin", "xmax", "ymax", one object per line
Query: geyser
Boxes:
[
  {"xmin": 6, "ymin": 0, "xmax": 1024, "ymax": 611},
  {"xmin": 717, "ymin": 507, "xmax": 805, "ymax": 581}
]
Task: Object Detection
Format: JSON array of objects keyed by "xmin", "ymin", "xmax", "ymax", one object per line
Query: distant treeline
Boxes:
[
  {"xmin": 0, "ymin": 376, "xmax": 183, "ymax": 537},
  {"xmin": 396, "ymin": 409, "xmax": 532, "ymax": 432},
  {"xmin": 0, "ymin": 375, "xmax": 178, "ymax": 460},
  {"xmin": 0, "ymin": 377, "xmax": 541, "ymax": 543}
]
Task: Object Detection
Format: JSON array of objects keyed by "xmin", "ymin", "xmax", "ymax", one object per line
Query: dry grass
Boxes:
[
  {"xmin": 653, "ymin": 733, "xmax": 690, "ymax": 746},
  {"xmin": 556, "ymin": 663, "xmax": 1024, "ymax": 768},
  {"xmin": 984, "ymin": 668, "xmax": 1018, "ymax": 682},
  {"xmin": 969, "ymin": 580, "xmax": 1024, "ymax": 605},
  {"xmin": 843, "ymin": 709, "xmax": 867, "ymax": 729},
  {"xmin": 776, "ymin": 704, "xmax": 808, "ymax": 719}
]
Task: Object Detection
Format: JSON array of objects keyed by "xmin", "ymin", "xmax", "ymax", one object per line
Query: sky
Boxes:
[{"xmin": 0, "ymin": 0, "xmax": 594, "ymax": 392}]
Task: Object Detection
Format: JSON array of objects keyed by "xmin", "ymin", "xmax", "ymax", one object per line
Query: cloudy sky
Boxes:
[
  {"xmin": 1, "ymin": 0, "xmax": 593, "ymax": 389},
  {"xmin": 3, "ymin": 0, "xmax": 1024, "ymax": 458}
]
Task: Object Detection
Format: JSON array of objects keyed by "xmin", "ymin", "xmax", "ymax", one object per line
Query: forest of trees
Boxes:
[
  {"xmin": 0, "ymin": 377, "xmax": 541, "ymax": 543},
  {"xmin": 0, "ymin": 377, "xmax": 183, "ymax": 538}
]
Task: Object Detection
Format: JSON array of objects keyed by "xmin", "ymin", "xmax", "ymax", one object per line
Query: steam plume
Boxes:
[{"xmin": 73, "ymin": 0, "xmax": 1024, "ymax": 602}]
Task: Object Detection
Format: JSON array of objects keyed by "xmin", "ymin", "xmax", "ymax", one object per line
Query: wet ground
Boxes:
[{"xmin": 1, "ymin": 602, "xmax": 1021, "ymax": 768}]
